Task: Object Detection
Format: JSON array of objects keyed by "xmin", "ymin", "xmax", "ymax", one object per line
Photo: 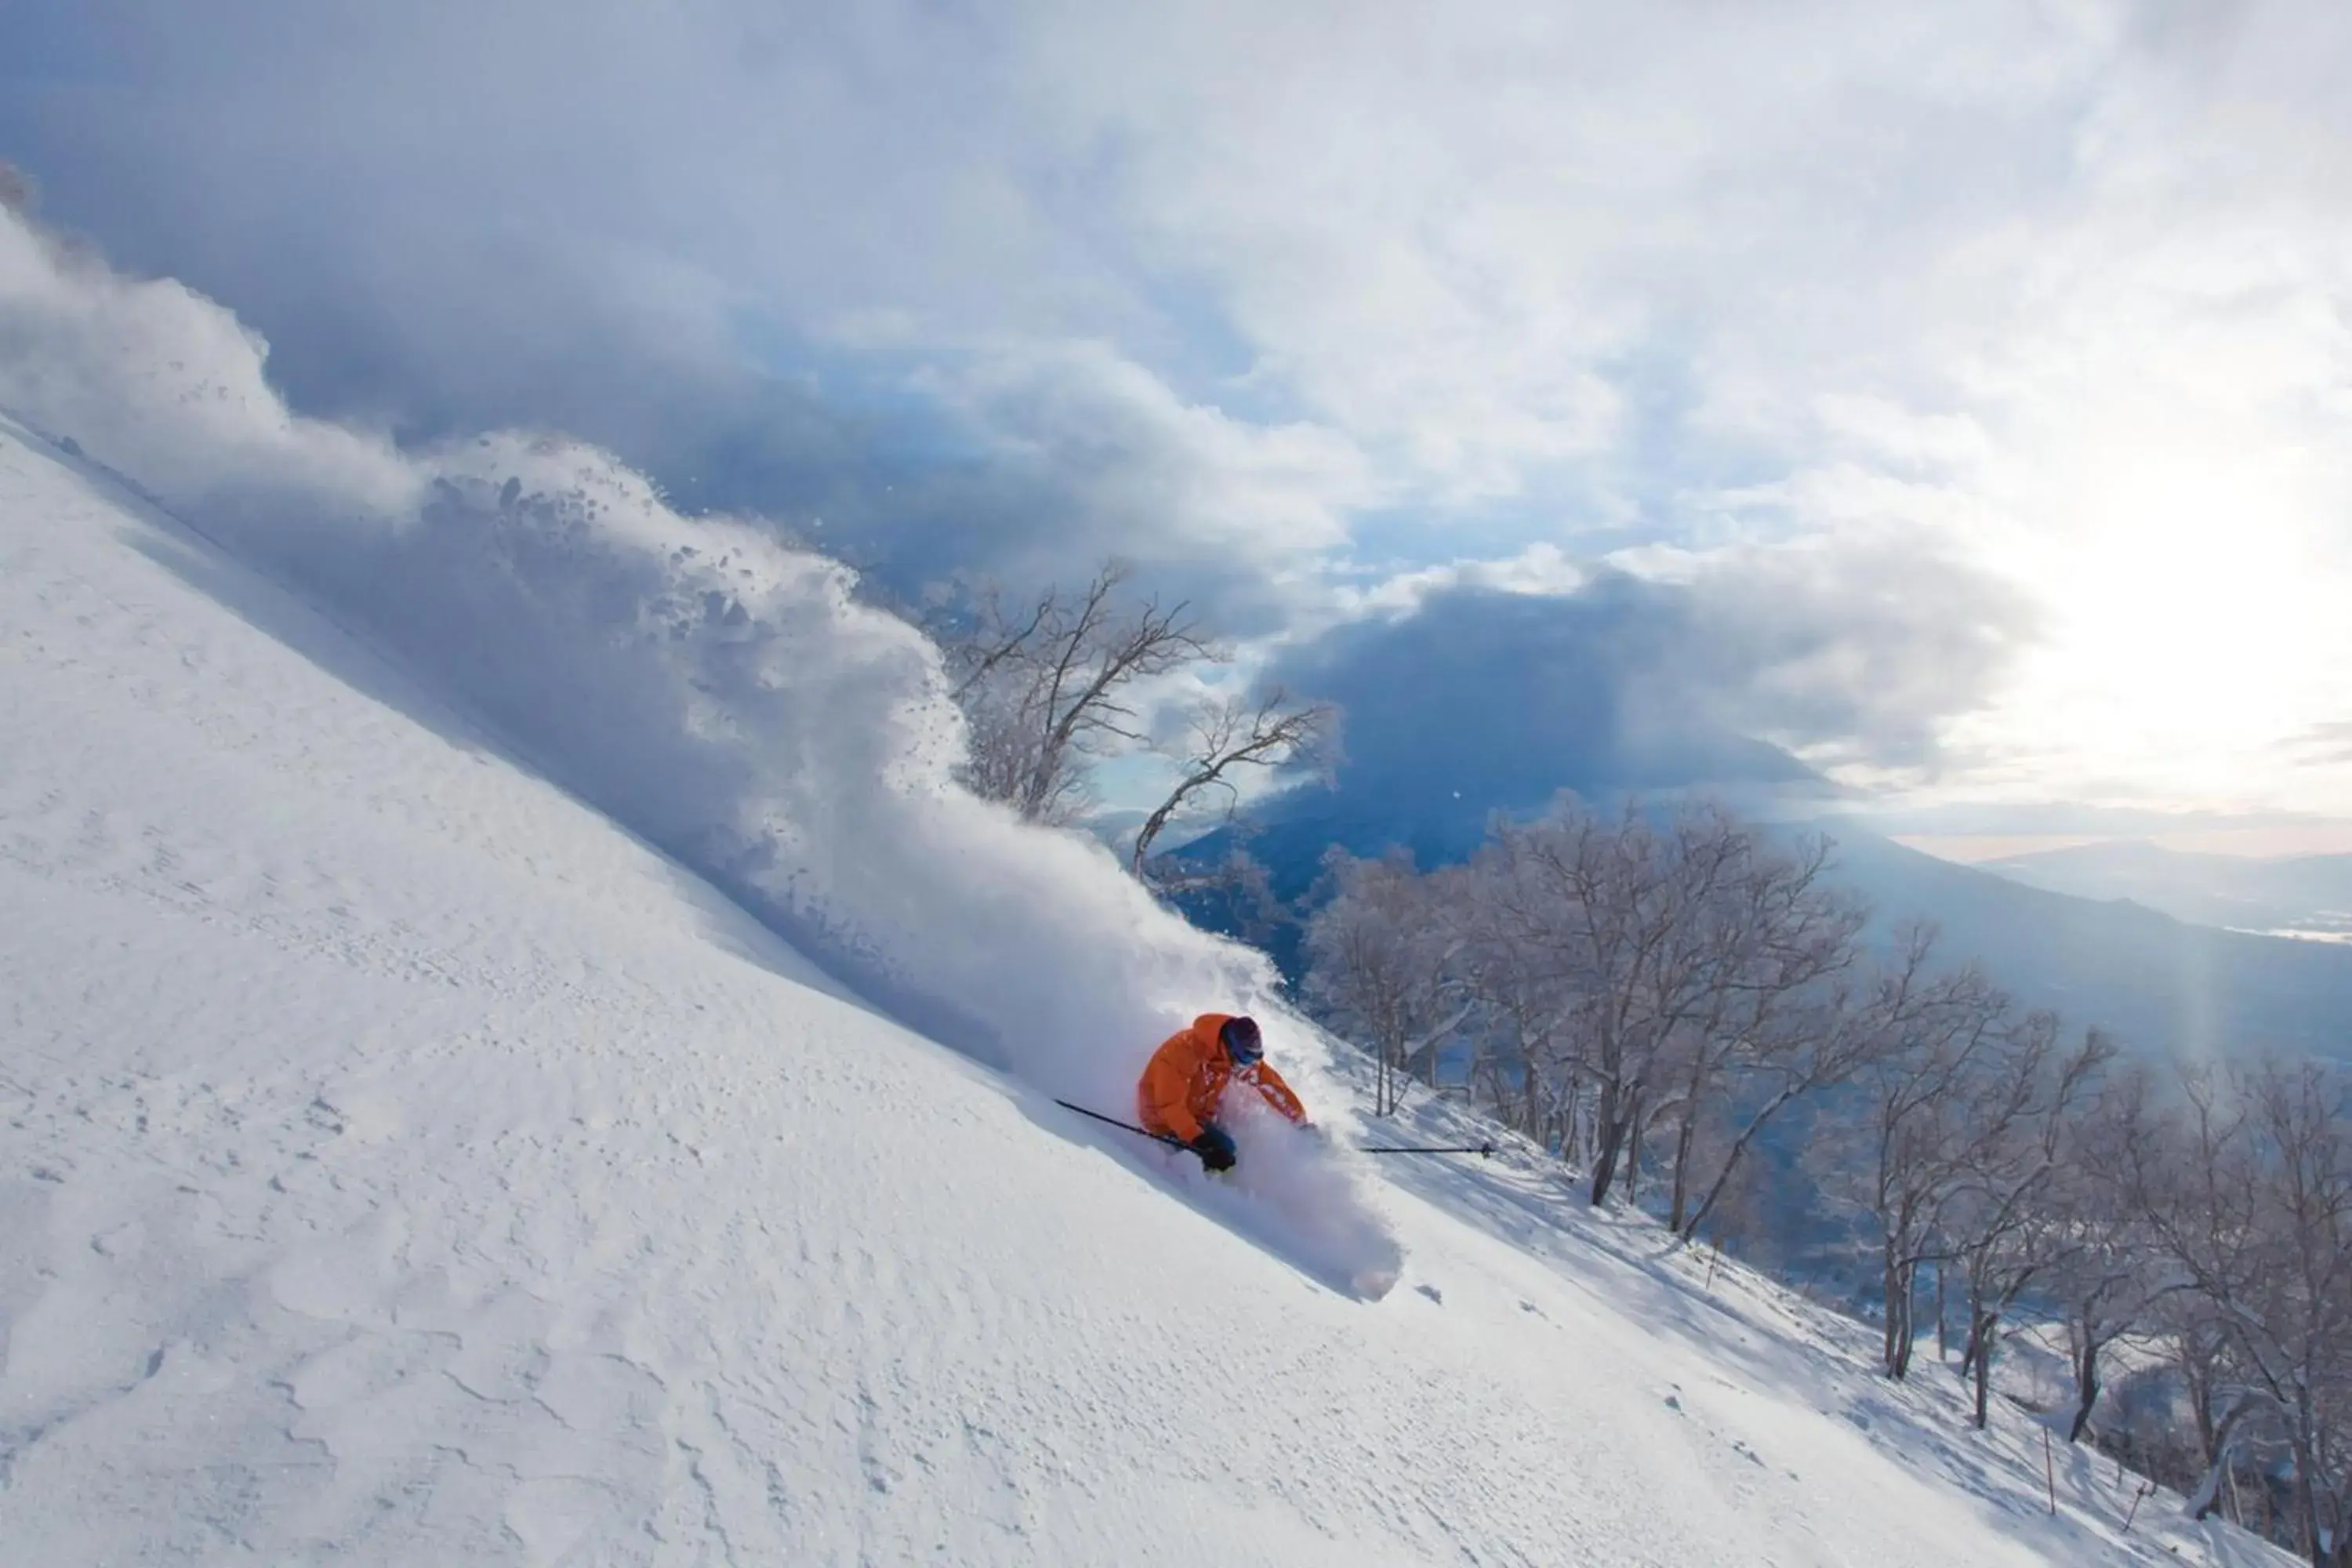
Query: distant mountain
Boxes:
[
  {"xmin": 1809, "ymin": 830, "xmax": 2352, "ymax": 1062},
  {"xmin": 1208, "ymin": 579, "xmax": 1833, "ymax": 894},
  {"xmin": 1977, "ymin": 840, "xmax": 2352, "ymax": 942},
  {"xmin": 1178, "ymin": 707, "xmax": 1819, "ymax": 968},
  {"xmin": 1816, "ymin": 801, "xmax": 2349, "ymax": 840},
  {"xmin": 1187, "ymin": 709, "xmax": 1820, "ymax": 900},
  {"xmin": 1185, "ymin": 783, "xmax": 2352, "ymax": 1062}
]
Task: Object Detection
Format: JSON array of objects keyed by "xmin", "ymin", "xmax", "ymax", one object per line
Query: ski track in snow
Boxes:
[{"xmin": 0, "ymin": 422, "xmax": 2303, "ymax": 1566}]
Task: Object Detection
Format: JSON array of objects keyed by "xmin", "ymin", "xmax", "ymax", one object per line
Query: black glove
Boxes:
[{"xmin": 1189, "ymin": 1124, "xmax": 1237, "ymax": 1172}]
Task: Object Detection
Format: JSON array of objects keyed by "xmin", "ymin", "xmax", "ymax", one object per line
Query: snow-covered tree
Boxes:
[{"xmin": 1303, "ymin": 849, "xmax": 1470, "ymax": 1117}]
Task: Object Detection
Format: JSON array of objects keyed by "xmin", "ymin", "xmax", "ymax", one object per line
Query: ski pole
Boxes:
[
  {"xmin": 1359, "ymin": 1143, "xmax": 1496, "ymax": 1158},
  {"xmin": 1054, "ymin": 1100, "xmax": 1494, "ymax": 1160},
  {"xmin": 1053, "ymin": 1098, "xmax": 1189, "ymax": 1150}
]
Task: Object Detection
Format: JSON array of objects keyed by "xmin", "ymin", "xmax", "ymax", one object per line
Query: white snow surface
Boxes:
[{"xmin": 0, "ymin": 215, "xmax": 2300, "ymax": 1565}]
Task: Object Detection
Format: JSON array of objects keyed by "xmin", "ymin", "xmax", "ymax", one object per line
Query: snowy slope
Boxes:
[{"xmin": 0, "ymin": 219, "xmax": 2302, "ymax": 1566}]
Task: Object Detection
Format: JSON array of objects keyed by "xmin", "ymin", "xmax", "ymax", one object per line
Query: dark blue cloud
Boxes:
[
  {"xmin": 1280, "ymin": 575, "xmax": 1822, "ymax": 816},
  {"xmin": 1218, "ymin": 541, "xmax": 2029, "ymax": 889}
]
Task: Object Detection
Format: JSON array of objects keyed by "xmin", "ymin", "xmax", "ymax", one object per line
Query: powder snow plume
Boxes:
[{"xmin": 0, "ymin": 206, "xmax": 1396, "ymax": 1285}]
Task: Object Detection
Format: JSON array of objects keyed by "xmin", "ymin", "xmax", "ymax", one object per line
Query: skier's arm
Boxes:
[
  {"xmin": 1141, "ymin": 1051, "xmax": 1205, "ymax": 1142},
  {"xmin": 1251, "ymin": 1065, "xmax": 1307, "ymax": 1124}
]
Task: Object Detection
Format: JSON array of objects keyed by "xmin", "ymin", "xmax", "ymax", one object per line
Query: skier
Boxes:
[{"xmin": 1136, "ymin": 1013, "xmax": 1306, "ymax": 1172}]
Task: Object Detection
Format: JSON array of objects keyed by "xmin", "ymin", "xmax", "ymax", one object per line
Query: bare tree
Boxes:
[
  {"xmin": 1813, "ymin": 933, "xmax": 2015, "ymax": 1381},
  {"xmin": 1130, "ymin": 687, "xmax": 1337, "ymax": 878},
  {"xmin": 1447, "ymin": 848, "xmax": 1590, "ymax": 1154},
  {"xmin": 1944, "ymin": 1016, "xmax": 2116, "ymax": 1428},
  {"xmin": 2232, "ymin": 1059, "xmax": 2351, "ymax": 1566},
  {"xmin": 935, "ymin": 563, "xmax": 1213, "ymax": 825},
  {"xmin": 2049, "ymin": 1062, "xmax": 2182, "ymax": 1445},
  {"xmin": 1663, "ymin": 828, "xmax": 1869, "ymax": 1236},
  {"xmin": 2125, "ymin": 1058, "xmax": 2352, "ymax": 1564},
  {"xmin": 1673, "ymin": 959, "xmax": 1880, "ymax": 1243},
  {"xmin": 1481, "ymin": 800, "xmax": 1768, "ymax": 1208},
  {"xmin": 2127, "ymin": 1069, "xmax": 2278, "ymax": 1524},
  {"xmin": 2163, "ymin": 1291, "xmax": 2265, "ymax": 1524},
  {"xmin": 1299, "ymin": 798, "xmax": 1885, "ymax": 1214},
  {"xmin": 1303, "ymin": 850, "xmax": 1472, "ymax": 1117}
]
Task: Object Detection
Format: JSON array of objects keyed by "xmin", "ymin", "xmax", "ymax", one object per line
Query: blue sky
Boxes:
[{"xmin": 5, "ymin": 0, "xmax": 2351, "ymax": 821}]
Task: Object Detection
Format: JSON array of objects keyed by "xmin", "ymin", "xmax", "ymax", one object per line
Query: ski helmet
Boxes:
[{"xmin": 1220, "ymin": 1015, "xmax": 1264, "ymax": 1067}]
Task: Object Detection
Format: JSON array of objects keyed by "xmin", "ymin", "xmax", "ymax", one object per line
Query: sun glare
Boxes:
[{"xmin": 1973, "ymin": 416, "xmax": 2352, "ymax": 808}]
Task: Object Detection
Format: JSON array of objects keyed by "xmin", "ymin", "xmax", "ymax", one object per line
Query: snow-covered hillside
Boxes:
[{"xmin": 0, "ymin": 214, "xmax": 2299, "ymax": 1565}]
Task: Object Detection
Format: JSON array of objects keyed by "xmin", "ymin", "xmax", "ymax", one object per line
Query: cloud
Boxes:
[
  {"xmin": 1276, "ymin": 532, "xmax": 2031, "ymax": 811},
  {"xmin": 1322, "ymin": 541, "xmax": 1590, "ymax": 622},
  {"xmin": 887, "ymin": 338, "xmax": 1377, "ymax": 619},
  {"xmin": 9, "ymin": 0, "xmax": 2352, "ymax": 807},
  {"xmin": 3, "ymin": 0, "xmax": 1320, "ymax": 597},
  {"xmin": 4, "ymin": 0, "xmax": 2122, "ymax": 517},
  {"xmin": 1664, "ymin": 538, "xmax": 2038, "ymax": 772},
  {"xmin": 2284, "ymin": 721, "xmax": 2352, "ymax": 767}
]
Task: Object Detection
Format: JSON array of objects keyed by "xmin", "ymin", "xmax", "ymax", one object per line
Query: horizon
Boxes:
[{"xmin": 1893, "ymin": 827, "xmax": 2352, "ymax": 865}]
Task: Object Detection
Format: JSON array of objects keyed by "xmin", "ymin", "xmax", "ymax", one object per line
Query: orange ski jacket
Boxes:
[{"xmin": 1136, "ymin": 1012, "xmax": 1306, "ymax": 1144}]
